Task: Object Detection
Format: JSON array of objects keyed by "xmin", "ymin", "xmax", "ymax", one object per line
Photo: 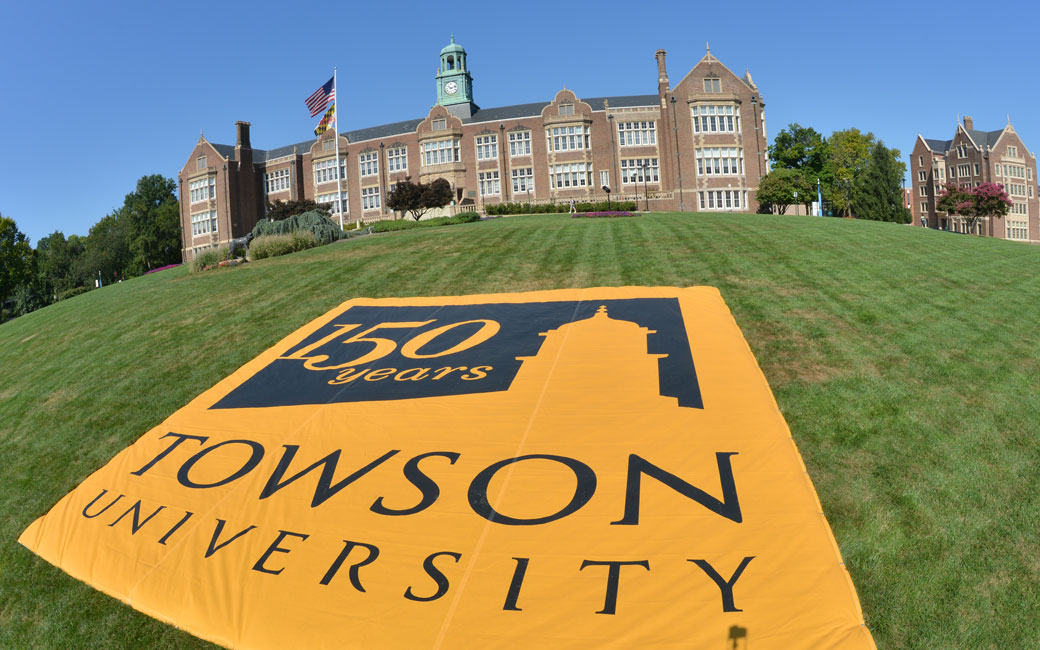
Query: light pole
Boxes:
[
  {"xmin": 669, "ymin": 96, "xmax": 684, "ymax": 211},
  {"xmin": 608, "ymin": 113, "xmax": 618, "ymax": 200},
  {"xmin": 641, "ymin": 162, "xmax": 650, "ymax": 211},
  {"xmin": 379, "ymin": 142, "xmax": 386, "ymax": 221}
]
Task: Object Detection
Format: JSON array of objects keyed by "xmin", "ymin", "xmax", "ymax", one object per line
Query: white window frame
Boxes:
[
  {"xmin": 190, "ymin": 210, "xmax": 218, "ymax": 237},
  {"xmin": 359, "ymin": 152, "xmax": 378, "ymax": 177},
  {"xmin": 386, "ymin": 146, "xmax": 407, "ymax": 173},
  {"xmin": 508, "ymin": 130, "xmax": 531, "ymax": 157},
  {"xmin": 620, "ymin": 158, "xmax": 660, "ymax": 184},
  {"xmin": 511, "ymin": 167, "xmax": 534, "ymax": 194},
  {"xmin": 478, "ymin": 170, "xmax": 500, "ymax": 196},
  {"xmin": 691, "ymin": 105, "xmax": 738, "ymax": 134},
  {"xmin": 549, "ymin": 162, "xmax": 590, "ymax": 189},
  {"xmin": 361, "ymin": 186, "xmax": 381, "ymax": 211},
  {"xmin": 617, "ymin": 121, "xmax": 657, "ymax": 147},
  {"xmin": 475, "ymin": 134, "xmax": 498, "ymax": 161},
  {"xmin": 421, "ymin": 138, "xmax": 460, "ymax": 166},
  {"xmin": 316, "ymin": 191, "xmax": 348, "ymax": 215},
  {"xmin": 264, "ymin": 168, "xmax": 290, "ymax": 194},
  {"xmin": 547, "ymin": 125, "xmax": 590, "ymax": 152},
  {"xmin": 189, "ymin": 177, "xmax": 216, "ymax": 204},
  {"xmin": 314, "ymin": 158, "xmax": 346, "ymax": 185}
]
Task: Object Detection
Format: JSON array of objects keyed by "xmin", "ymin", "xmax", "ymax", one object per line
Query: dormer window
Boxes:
[
  {"xmin": 559, "ymin": 104, "xmax": 574, "ymax": 116},
  {"xmin": 703, "ymin": 78, "xmax": 721, "ymax": 93}
]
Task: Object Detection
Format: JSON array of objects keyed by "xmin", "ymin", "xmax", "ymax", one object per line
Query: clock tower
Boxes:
[{"xmin": 435, "ymin": 35, "xmax": 478, "ymax": 119}]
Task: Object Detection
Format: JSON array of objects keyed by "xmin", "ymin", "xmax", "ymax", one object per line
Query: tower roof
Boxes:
[{"xmin": 440, "ymin": 35, "xmax": 465, "ymax": 55}]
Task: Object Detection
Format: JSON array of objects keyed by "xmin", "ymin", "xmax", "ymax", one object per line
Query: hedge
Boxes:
[{"xmin": 485, "ymin": 200, "xmax": 636, "ymax": 215}]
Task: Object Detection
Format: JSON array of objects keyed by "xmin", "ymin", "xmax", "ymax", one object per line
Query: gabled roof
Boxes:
[
  {"xmin": 965, "ymin": 128, "xmax": 1004, "ymax": 149},
  {"xmin": 207, "ymin": 94, "xmax": 661, "ymax": 163},
  {"xmin": 924, "ymin": 138, "xmax": 951, "ymax": 153}
]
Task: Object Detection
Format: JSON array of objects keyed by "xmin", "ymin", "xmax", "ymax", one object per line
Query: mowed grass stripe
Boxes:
[{"xmin": 2, "ymin": 212, "xmax": 1040, "ymax": 649}]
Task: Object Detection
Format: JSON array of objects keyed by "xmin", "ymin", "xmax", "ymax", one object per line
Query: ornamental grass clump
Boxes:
[{"xmin": 249, "ymin": 231, "xmax": 319, "ymax": 260}]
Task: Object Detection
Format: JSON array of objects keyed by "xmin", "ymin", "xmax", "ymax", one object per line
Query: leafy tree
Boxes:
[
  {"xmin": 386, "ymin": 178, "xmax": 454, "ymax": 221},
  {"xmin": 769, "ymin": 124, "xmax": 830, "ymax": 178},
  {"xmin": 75, "ymin": 214, "xmax": 130, "ymax": 287},
  {"xmin": 35, "ymin": 231, "xmax": 87, "ymax": 299},
  {"xmin": 756, "ymin": 168, "xmax": 812, "ymax": 215},
  {"xmin": 265, "ymin": 199, "xmax": 330, "ymax": 221},
  {"xmin": 938, "ymin": 182, "xmax": 1011, "ymax": 234},
  {"xmin": 0, "ymin": 215, "xmax": 34, "ymax": 322},
  {"xmin": 826, "ymin": 128, "xmax": 875, "ymax": 217},
  {"xmin": 117, "ymin": 175, "xmax": 182, "ymax": 275},
  {"xmin": 852, "ymin": 142, "xmax": 908, "ymax": 223}
]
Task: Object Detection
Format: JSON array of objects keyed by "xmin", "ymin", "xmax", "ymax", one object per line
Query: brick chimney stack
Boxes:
[
  {"xmin": 963, "ymin": 116, "xmax": 973, "ymax": 130},
  {"xmin": 655, "ymin": 49, "xmax": 669, "ymax": 86},
  {"xmin": 236, "ymin": 121, "xmax": 251, "ymax": 149}
]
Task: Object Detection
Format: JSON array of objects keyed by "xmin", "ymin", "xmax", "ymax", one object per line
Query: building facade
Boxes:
[
  {"xmin": 910, "ymin": 117, "xmax": 1038, "ymax": 241},
  {"xmin": 178, "ymin": 40, "xmax": 769, "ymax": 260}
]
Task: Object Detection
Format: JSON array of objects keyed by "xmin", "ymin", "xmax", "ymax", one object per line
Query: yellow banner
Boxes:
[{"xmin": 20, "ymin": 287, "xmax": 874, "ymax": 649}]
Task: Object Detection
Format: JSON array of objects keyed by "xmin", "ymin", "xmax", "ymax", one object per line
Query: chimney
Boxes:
[
  {"xmin": 235, "ymin": 121, "xmax": 252, "ymax": 149},
  {"xmin": 655, "ymin": 49, "xmax": 668, "ymax": 83},
  {"xmin": 963, "ymin": 116, "xmax": 973, "ymax": 130}
]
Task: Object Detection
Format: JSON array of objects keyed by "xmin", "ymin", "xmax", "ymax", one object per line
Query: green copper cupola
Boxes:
[{"xmin": 435, "ymin": 35, "xmax": 478, "ymax": 118}]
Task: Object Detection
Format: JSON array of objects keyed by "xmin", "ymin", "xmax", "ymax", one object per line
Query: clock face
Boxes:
[{"xmin": 444, "ymin": 81, "xmax": 458, "ymax": 95}]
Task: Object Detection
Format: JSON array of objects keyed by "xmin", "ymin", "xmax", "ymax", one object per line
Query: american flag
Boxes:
[{"xmin": 305, "ymin": 77, "xmax": 335, "ymax": 117}]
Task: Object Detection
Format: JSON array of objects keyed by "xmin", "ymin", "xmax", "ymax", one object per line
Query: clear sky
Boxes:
[{"xmin": 3, "ymin": 0, "xmax": 1038, "ymax": 245}]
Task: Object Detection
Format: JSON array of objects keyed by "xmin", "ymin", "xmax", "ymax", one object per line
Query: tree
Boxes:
[
  {"xmin": 118, "ymin": 175, "xmax": 182, "ymax": 275},
  {"xmin": 851, "ymin": 142, "xmax": 908, "ymax": 223},
  {"xmin": 0, "ymin": 215, "xmax": 34, "ymax": 322},
  {"xmin": 75, "ymin": 214, "xmax": 130, "ymax": 287},
  {"xmin": 265, "ymin": 199, "xmax": 330, "ymax": 221},
  {"xmin": 938, "ymin": 182, "xmax": 1011, "ymax": 234},
  {"xmin": 769, "ymin": 124, "xmax": 830, "ymax": 178},
  {"xmin": 386, "ymin": 178, "xmax": 454, "ymax": 221},
  {"xmin": 755, "ymin": 168, "xmax": 812, "ymax": 215},
  {"xmin": 826, "ymin": 128, "xmax": 875, "ymax": 217}
]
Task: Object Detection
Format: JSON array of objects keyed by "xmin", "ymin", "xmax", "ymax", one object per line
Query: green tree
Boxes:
[
  {"xmin": 35, "ymin": 231, "xmax": 87, "ymax": 299},
  {"xmin": 118, "ymin": 175, "xmax": 182, "ymax": 275},
  {"xmin": 755, "ymin": 168, "xmax": 812, "ymax": 215},
  {"xmin": 0, "ymin": 215, "xmax": 34, "ymax": 322},
  {"xmin": 265, "ymin": 199, "xmax": 330, "ymax": 221},
  {"xmin": 769, "ymin": 124, "xmax": 830, "ymax": 178},
  {"xmin": 852, "ymin": 142, "xmax": 908, "ymax": 223},
  {"xmin": 386, "ymin": 178, "xmax": 454, "ymax": 221},
  {"xmin": 826, "ymin": 128, "xmax": 875, "ymax": 217},
  {"xmin": 75, "ymin": 214, "xmax": 130, "ymax": 286}
]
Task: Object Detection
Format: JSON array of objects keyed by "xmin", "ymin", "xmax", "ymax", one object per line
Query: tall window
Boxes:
[
  {"xmin": 508, "ymin": 131, "xmax": 531, "ymax": 157},
  {"xmin": 695, "ymin": 148, "xmax": 744, "ymax": 176},
  {"xmin": 422, "ymin": 139, "xmax": 460, "ymax": 165},
  {"xmin": 190, "ymin": 210, "xmax": 218, "ymax": 236},
  {"xmin": 196, "ymin": 156, "xmax": 207, "ymax": 171},
  {"xmin": 314, "ymin": 158, "xmax": 345, "ymax": 184},
  {"xmin": 512, "ymin": 168, "xmax": 534, "ymax": 193},
  {"xmin": 479, "ymin": 171, "xmax": 500, "ymax": 196},
  {"xmin": 957, "ymin": 164, "xmax": 970, "ymax": 178},
  {"xmin": 316, "ymin": 191, "xmax": 348, "ymax": 214},
  {"xmin": 617, "ymin": 121, "xmax": 657, "ymax": 146},
  {"xmin": 361, "ymin": 186, "xmax": 381, "ymax": 210},
  {"xmin": 189, "ymin": 177, "xmax": 216, "ymax": 203},
  {"xmin": 692, "ymin": 105, "xmax": 738, "ymax": 133},
  {"xmin": 1008, "ymin": 146, "xmax": 1018, "ymax": 157},
  {"xmin": 703, "ymin": 78, "xmax": 721, "ymax": 92},
  {"xmin": 264, "ymin": 168, "xmax": 290, "ymax": 194},
  {"xmin": 475, "ymin": 134, "xmax": 498, "ymax": 160},
  {"xmin": 698, "ymin": 190, "xmax": 743, "ymax": 211},
  {"xmin": 547, "ymin": 125, "xmax": 589, "ymax": 152},
  {"xmin": 600, "ymin": 170, "xmax": 610, "ymax": 188},
  {"xmin": 620, "ymin": 158, "xmax": 660, "ymax": 184},
  {"xmin": 386, "ymin": 146, "xmax": 407, "ymax": 172},
  {"xmin": 359, "ymin": 152, "xmax": 378, "ymax": 177},
  {"xmin": 549, "ymin": 163, "xmax": 590, "ymax": 189},
  {"xmin": 918, "ymin": 171, "xmax": 926, "ymax": 181},
  {"xmin": 1007, "ymin": 220, "xmax": 1028, "ymax": 240}
]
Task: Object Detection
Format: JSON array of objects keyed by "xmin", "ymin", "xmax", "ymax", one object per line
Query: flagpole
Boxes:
[{"xmin": 333, "ymin": 67, "xmax": 343, "ymax": 229}]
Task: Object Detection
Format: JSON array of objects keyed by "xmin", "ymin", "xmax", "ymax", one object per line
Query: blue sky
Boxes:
[{"xmin": 3, "ymin": 0, "xmax": 1038, "ymax": 245}]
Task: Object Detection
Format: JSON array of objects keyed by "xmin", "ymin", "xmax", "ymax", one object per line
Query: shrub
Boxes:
[
  {"xmin": 373, "ymin": 220, "xmax": 422, "ymax": 233},
  {"xmin": 251, "ymin": 210, "xmax": 340, "ymax": 245},
  {"xmin": 249, "ymin": 231, "xmax": 318, "ymax": 260},
  {"xmin": 485, "ymin": 200, "xmax": 636, "ymax": 215},
  {"xmin": 455, "ymin": 211, "xmax": 481, "ymax": 223},
  {"xmin": 189, "ymin": 247, "xmax": 228, "ymax": 273}
]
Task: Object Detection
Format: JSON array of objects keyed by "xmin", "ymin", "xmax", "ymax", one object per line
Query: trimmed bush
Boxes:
[
  {"xmin": 249, "ymin": 231, "xmax": 319, "ymax": 260},
  {"xmin": 455, "ymin": 211, "xmax": 481, "ymax": 223},
  {"xmin": 485, "ymin": 200, "xmax": 636, "ymax": 215}
]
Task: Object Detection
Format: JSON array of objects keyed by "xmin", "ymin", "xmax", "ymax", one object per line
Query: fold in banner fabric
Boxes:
[{"xmin": 20, "ymin": 287, "xmax": 876, "ymax": 649}]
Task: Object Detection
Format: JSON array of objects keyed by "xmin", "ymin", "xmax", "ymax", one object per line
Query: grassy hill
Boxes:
[{"xmin": 2, "ymin": 213, "xmax": 1038, "ymax": 649}]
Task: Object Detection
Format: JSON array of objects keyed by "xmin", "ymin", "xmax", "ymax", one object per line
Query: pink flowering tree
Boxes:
[{"xmin": 937, "ymin": 182, "xmax": 1011, "ymax": 234}]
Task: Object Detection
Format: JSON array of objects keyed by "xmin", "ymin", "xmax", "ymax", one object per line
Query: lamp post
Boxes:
[
  {"xmin": 669, "ymin": 96, "xmax": 684, "ymax": 211},
  {"xmin": 641, "ymin": 163, "xmax": 650, "ymax": 211},
  {"xmin": 608, "ymin": 113, "xmax": 618, "ymax": 200},
  {"xmin": 379, "ymin": 142, "xmax": 386, "ymax": 221},
  {"xmin": 499, "ymin": 123, "xmax": 508, "ymax": 204}
]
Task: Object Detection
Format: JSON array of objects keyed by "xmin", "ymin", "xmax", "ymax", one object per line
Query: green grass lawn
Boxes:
[{"xmin": 2, "ymin": 212, "xmax": 1039, "ymax": 648}]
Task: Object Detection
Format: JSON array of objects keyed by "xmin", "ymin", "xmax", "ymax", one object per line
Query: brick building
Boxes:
[
  {"xmin": 910, "ymin": 116, "xmax": 1038, "ymax": 241},
  {"xmin": 178, "ymin": 40, "xmax": 769, "ymax": 260}
]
